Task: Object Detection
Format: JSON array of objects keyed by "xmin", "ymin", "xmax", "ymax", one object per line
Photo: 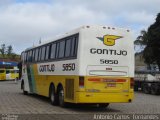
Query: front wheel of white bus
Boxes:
[{"xmin": 21, "ymin": 81, "xmax": 28, "ymax": 95}]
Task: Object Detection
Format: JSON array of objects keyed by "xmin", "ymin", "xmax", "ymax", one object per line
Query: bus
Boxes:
[
  {"xmin": 6, "ymin": 69, "xmax": 19, "ymax": 80},
  {"xmin": 20, "ymin": 25, "xmax": 134, "ymax": 108},
  {"xmin": 0, "ymin": 68, "xmax": 6, "ymax": 80},
  {"xmin": 0, "ymin": 68, "xmax": 19, "ymax": 80}
]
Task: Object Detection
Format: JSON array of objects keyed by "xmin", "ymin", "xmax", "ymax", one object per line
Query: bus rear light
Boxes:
[
  {"xmin": 79, "ymin": 76, "xmax": 84, "ymax": 87},
  {"xmin": 88, "ymin": 78, "xmax": 101, "ymax": 82},
  {"xmin": 115, "ymin": 79, "xmax": 126, "ymax": 82},
  {"xmin": 130, "ymin": 78, "xmax": 134, "ymax": 89},
  {"xmin": 88, "ymin": 78, "xmax": 126, "ymax": 82}
]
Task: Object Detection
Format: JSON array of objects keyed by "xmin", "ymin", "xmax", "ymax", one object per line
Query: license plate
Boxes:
[{"xmin": 107, "ymin": 83, "xmax": 116, "ymax": 87}]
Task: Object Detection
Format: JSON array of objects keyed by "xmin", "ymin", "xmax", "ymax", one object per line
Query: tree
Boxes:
[
  {"xmin": 134, "ymin": 30, "xmax": 151, "ymax": 67},
  {"xmin": 0, "ymin": 44, "xmax": 6, "ymax": 57},
  {"xmin": 0, "ymin": 44, "xmax": 20, "ymax": 60},
  {"xmin": 147, "ymin": 13, "xmax": 160, "ymax": 70},
  {"xmin": 136, "ymin": 13, "xmax": 160, "ymax": 71},
  {"xmin": 7, "ymin": 45, "xmax": 13, "ymax": 57},
  {"xmin": 134, "ymin": 30, "xmax": 148, "ymax": 46},
  {"xmin": 11, "ymin": 53, "xmax": 17, "ymax": 59}
]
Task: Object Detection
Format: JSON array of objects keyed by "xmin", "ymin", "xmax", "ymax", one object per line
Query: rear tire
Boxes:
[
  {"xmin": 58, "ymin": 87, "xmax": 67, "ymax": 107},
  {"xmin": 49, "ymin": 85, "xmax": 58, "ymax": 105}
]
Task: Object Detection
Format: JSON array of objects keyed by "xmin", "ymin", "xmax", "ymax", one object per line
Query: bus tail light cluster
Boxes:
[
  {"xmin": 130, "ymin": 78, "xmax": 134, "ymax": 89},
  {"xmin": 88, "ymin": 78, "xmax": 126, "ymax": 82},
  {"xmin": 79, "ymin": 76, "xmax": 84, "ymax": 87}
]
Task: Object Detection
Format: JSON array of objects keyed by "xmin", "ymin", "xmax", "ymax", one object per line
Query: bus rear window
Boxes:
[{"xmin": 0, "ymin": 70, "xmax": 5, "ymax": 73}]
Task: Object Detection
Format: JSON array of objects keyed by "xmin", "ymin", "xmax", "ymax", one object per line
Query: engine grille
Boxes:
[{"xmin": 65, "ymin": 79, "xmax": 74, "ymax": 100}]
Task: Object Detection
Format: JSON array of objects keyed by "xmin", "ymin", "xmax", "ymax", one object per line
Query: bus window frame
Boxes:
[{"xmin": 23, "ymin": 33, "xmax": 79, "ymax": 64}]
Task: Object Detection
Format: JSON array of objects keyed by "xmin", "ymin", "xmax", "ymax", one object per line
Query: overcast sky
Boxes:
[{"xmin": 0, "ymin": 0, "xmax": 160, "ymax": 54}]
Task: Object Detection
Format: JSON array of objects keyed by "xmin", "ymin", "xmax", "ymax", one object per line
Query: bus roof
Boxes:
[{"xmin": 23, "ymin": 25, "xmax": 131, "ymax": 52}]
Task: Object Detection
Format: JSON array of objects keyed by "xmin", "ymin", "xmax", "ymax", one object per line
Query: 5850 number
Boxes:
[
  {"xmin": 62, "ymin": 63, "xmax": 75, "ymax": 71},
  {"xmin": 100, "ymin": 59, "xmax": 118, "ymax": 64}
]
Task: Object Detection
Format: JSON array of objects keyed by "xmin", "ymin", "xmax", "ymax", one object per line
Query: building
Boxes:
[{"xmin": 0, "ymin": 58, "xmax": 19, "ymax": 69}]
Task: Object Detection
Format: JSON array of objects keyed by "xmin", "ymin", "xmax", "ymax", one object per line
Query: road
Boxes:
[{"xmin": 0, "ymin": 81, "xmax": 160, "ymax": 120}]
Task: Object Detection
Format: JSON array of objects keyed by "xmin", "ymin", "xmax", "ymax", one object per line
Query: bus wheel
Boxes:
[
  {"xmin": 98, "ymin": 103, "xmax": 109, "ymax": 108},
  {"xmin": 21, "ymin": 81, "xmax": 28, "ymax": 95},
  {"xmin": 58, "ymin": 87, "xmax": 67, "ymax": 107},
  {"xmin": 50, "ymin": 85, "xmax": 58, "ymax": 105}
]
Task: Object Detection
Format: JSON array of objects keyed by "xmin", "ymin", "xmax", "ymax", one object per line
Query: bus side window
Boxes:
[
  {"xmin": 65, "ymin": 38, "xmax": 71, "ymax": 57},
  {"xmin": 0, "ymin": 70, "xmax": 5, "ymax": 73},
  {"xmin": 70, "ymin": 36, "xmax": 78, "ymax": 57},
  {"xmin": 45, "ymin": 45, "xmax": 50, "ymax": 60},
  {"xmin": 75, "ymin": 36, "xmax": 78, "ymax": 56},
  {"xmin": 29, "ymin": 50, "xmax": 32, "ymax": 62},
  {"xmin": 38, "ymin": 48, "xmax": 42, "ymax": 61},
  {"xmin": 58, "ymin": 40, "xmax": 65, "ymax": 58},
  {"xmin": 50, "ymin": 43, "xmax": 56, "ymax": 59},
  {"xmin": 32, "ymin": 50, "xmax": 35, "ymax": 62},
  {"xmin": 35, "ymin": 48, "xmax": 39, "ymax": 62},
  {"xmin": 6, "ymin": 70, "xmax": 10, "ymax": 74},
  {"xmin": 56, "ymin": 42, "xmax": 60, "ymax": 59},
  {"xmin": 41, "ymin": 46, "xmax": 46, "ymax": 61}
]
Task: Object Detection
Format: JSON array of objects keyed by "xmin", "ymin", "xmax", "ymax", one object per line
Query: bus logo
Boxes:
[{"xmin": 97, "ymin": 35, "xmax": 122, "ymax": 46}]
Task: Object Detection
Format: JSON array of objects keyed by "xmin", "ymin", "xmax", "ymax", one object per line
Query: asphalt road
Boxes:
[{"xmin": 0, "ymin": 81, "xmax": 160, "ymax": 120}]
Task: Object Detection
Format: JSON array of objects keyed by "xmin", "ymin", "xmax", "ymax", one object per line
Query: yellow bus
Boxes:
[
  {"xmin": 6, "ymin": 69, "xmax": 19, "ymax": 80},
  {"xmin": 11, "ymin": 69, "xmax": 19, "ymax": 80},
  {"xmin": 0, "ymin": 69, "xmax": 6, "ymax": 80},
  {"xmin": 0, "ymin": 68, "xmax": 19, "ymax": 80},
  {"xmin": 21, "ymin": 25, "xmax": 134, "ymax": 108}
]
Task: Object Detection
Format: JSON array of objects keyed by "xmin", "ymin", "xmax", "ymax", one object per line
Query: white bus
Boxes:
[
  {"xmin": 6, "ymin": 68, "xmax": 19, "ymax": 80},
  {"xmin": 21, "ymin": 25, "xmax": 134, "ymax": 107}
]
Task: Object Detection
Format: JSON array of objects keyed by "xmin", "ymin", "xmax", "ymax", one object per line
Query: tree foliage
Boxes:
[
  {"xmin": 0, "ymin": 44, "xmax": 18, "ymax": 59},
  {"xmin": 147, "ymin": 13, "xmax": 160, "ymax": 70},
  {"xmin": 135, "ymin": 13, "xmax": 160, "ymax": 70},
  {"xmin": 0, "ymin": 44, "xmax": 6, "ymax": 57},
  {"xmin": 134, "ymin": 30, "xmax": 148, "ymax": 46},
  {"xmin": 7, "ymin": 45, "xmax": 13, "ymax": 57}
]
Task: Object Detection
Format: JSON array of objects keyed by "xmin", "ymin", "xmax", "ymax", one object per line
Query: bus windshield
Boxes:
[
  {"xmin": 6, "ymin": 70, "xmax": 10, "ymax": 74},
  {"xmin": 0, "ymin": 70, "xmax": 5, "ymax": 73}
]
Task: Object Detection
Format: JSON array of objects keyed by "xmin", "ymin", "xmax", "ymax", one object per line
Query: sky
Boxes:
[{"xmin": 0, "ymin": 0, "xmax": 160, "ymax": 54}]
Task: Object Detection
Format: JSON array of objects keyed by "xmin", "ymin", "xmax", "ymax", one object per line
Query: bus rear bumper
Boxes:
[{"xmin": 76, "ymin": 92, "xmax": 134, "ymax": 103}]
